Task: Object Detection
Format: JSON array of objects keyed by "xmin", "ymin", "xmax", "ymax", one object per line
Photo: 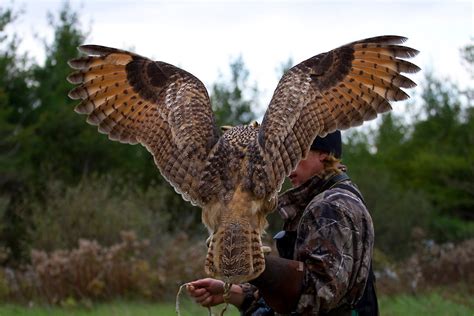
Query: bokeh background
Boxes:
[{"xmin": 0, "ymin": 0, "xmax": 472, "ymax": 315}]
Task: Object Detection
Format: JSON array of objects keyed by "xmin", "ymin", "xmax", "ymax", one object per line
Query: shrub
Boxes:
[
  {"xmin": 0, "ymin": 269, "xmax": 9, "ymax": 300},
  {"xmin": 1, "ymin": 174, "xmax": 211, "ymax": 303},
  {"xmin": 376, "ymin": 238, "xmax": 474, "ymax": 296},
  {"xmin": 406, "ymin": 239, "xmax": 474, "ymax": 288},
  {"xmin": 429, "ymin": 214, "xmax": 474, "ymax": 243},
  {"xmin": 29, "ymin": 176, "xmax": 172, "ymax": 251},
  {"xmin": 18, "ymin": 231, "xmax": 159, "ymax": 303},
  {"xmin": 2, "ymin": 230, "xmax": 208, "ymax": 304}
]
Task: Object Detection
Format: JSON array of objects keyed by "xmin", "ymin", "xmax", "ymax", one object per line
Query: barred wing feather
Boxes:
[
  {"xmin": 67, "ymin": 45, "xmax": 220, "ymax": 206},
  {"xmin": 258, "ymin": 35, "xmax": 420, "ymax": 195}
]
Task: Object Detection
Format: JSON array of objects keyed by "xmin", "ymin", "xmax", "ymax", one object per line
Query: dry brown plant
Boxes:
[
  {"xmin": 376, "ymin": 238, "xmax": 474, "ymax": 296},
  {"xmin": 1, "ymin": 231, "xmax": 207, "ymax": 304}
]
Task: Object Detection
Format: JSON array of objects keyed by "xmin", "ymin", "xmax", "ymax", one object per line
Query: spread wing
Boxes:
[
  {"xmin": 258, "ymin": 35, "xmax": 420, "ymax": 194},
  {"xmin": 67, "ymin": 45, "xmax": 220, "ymax": 206}
]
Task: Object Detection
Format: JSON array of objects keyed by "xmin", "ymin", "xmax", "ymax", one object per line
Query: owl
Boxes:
[{"xmin": 67, "ymin": 35, "xmax": 419, "ymax": 285}]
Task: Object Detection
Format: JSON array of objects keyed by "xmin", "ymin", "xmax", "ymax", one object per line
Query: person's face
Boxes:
[{"xmin": 289, "ymin": 150, "xmax": 328, "ymax": 187}]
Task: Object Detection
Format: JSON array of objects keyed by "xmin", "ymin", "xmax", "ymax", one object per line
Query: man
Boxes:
[{"xmin": 187, "ymin": 131, "xmax": 377, "ymax": 315}]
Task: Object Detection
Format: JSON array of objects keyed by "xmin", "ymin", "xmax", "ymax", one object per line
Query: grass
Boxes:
[
  {"xmin": 379, "ymin": 291, "xmax": 474, "ymax": 316},
  {"xmin": 0, "ymin": 299, "xmax": 240, "ymax": 316},
  {"xmin": 0, "ymin": 291, "xmax": 472, "ymax": 316}
]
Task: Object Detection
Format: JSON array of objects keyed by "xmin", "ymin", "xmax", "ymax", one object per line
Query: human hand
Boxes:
[
  {"xmin": 187, "ymin": 278, "xmax": 245, "ymax": 308},
  {"xmin": 186, "ymin": 278, "xmax": 225, "ymax": 307}
]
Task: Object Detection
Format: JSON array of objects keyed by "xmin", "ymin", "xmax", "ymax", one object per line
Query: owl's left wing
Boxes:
[
  {"xmin": 258, "ymin": 35, "xmax": 420, "ymax": 195},
  {"xmin": 68, "ymin": 45, "xmax": 220, "ymax": 206}
]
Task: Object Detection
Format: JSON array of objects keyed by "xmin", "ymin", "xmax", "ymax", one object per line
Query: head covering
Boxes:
[{"xmin": 310, "ymin": 131, "xmax": 342, "ymax": 158}]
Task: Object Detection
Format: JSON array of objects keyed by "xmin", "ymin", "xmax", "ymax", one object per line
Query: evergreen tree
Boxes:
[
  {"xmin": 0, "ymin": 6, "xmax": 35, "ymax": 174},
  {"xmin": 22, "ymin": 2, "xmax": 158, "ymax": 186},
  {"xmin": 460, "ymin": 39, "xmax": 474, "ymax": 78},
  {"xmin": 0, "ymin": 5, "xmax": 35, "ymax": 264},
  {"xmin": 211, "ymin": 55, "xmax": 257, "ymax": 127}
]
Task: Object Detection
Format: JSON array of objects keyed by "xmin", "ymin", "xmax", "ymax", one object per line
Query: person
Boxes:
[{"xmin": 187, "ymin": 131, "xmax": 378, "ymax": 316}]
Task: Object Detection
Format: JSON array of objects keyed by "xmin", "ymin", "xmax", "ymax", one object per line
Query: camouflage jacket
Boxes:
[{"xmin": 240, "ymin": 172, "xmax": 374, "ymax": 316}]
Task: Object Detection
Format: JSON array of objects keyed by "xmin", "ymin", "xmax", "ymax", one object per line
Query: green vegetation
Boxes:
[
  {"xmin": 211, "ymin": 55, "xmax": 258, "ymax": 127},
  {"xmin": 0, "ymin": 1, "xmax": 472, "ymax": 308},
  {"xmin": 379, "ymin": 292, "xmax": 474, "ymax": 316},
  {"xmin": 0, "ymin": 300, "xmax": 240, "ymax": 316},
  {"xmin": 0, "ymin": 292, "xmax": 472, "ymax": 316}
]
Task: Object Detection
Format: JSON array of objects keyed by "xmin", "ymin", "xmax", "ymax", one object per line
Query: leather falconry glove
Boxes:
[{"xmin": 250, "ymin": 255, "xmax": 305, "ymax": 313}]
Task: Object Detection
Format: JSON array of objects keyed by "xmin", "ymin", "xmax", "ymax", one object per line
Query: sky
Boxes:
[{"xmin": 5, "ymin": 0, "xmax": 474, "ymax": 118}]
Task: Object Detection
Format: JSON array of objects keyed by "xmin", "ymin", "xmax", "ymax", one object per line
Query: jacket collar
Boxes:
[
  {"xmin": 277, "ymin": 175, "xmax": 326, "ymax": 221},
  {"xmin": 277, "ymin": 171, "xmax": 349, "ymax": 221}
]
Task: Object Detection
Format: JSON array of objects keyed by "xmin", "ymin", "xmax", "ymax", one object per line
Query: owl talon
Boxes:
[{"xmin": 261, "ymin": 245, "xmax": 271, "ymax": 254}]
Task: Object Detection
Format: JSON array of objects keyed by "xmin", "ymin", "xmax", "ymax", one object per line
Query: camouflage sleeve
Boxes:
[
  {"xmin": 294, "ymin": 192, "xmax": 374, "ymax": 314},
  {"xmin": 238, "ymin": 283, "xmax": 259, "ymax": 315}
]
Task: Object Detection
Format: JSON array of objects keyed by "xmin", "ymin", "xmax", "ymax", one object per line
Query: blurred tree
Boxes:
[
  {"xmin": 401, "ymin": 73, "xmax": 473, "ymax": 221},
  {"xmin": 342, "ymin": 129, "xmax": 375, "ymax": 174},
  {"xmin": 276, "ymin": 57, "xmax": 293, "ymax": 77},
  {"xmin": 344, "ymin": 65, "xmax": 474, "ymax": 252},
  {"xmin": 26, "ymin": 2, "xmax": 200, "ymax": 238},
  {"xmin": 460, "ymin": 38, "xmax": 473, "ymax": 78},
  {"xmin": 375, "ymin": 113, "xmax": 406, "ymax": 155},
  {"xmin": 0, "ymin": 3, "xmax": 174, "ymax": 263},
  {"xmin": 0, "ymin": 6, "xmax": 35, "ymax": 174},
  {"xmin": 354, "ymin": 167, "xmax": 431, "ymax": 258},
  {"xmin": 0, "ymin": 5, "xmax": 35, "ymax": 265},
  {"xmin": 13, "ymin": 2, "xmax": 162, "ymax": 188},
  {"xmin": 372, "ymin": 113, "xmax": 408, "ymax": 176},
  {"xmin": 343, "ymin": 127, "xmax": 433, "ymax": 259},
  {"xmin": 460, "ymin": 40, "xmax": 474, "ymax": 102},
  {"xmin": 211, "ymin": 55, "xmax": 257, "ymax": 127}
]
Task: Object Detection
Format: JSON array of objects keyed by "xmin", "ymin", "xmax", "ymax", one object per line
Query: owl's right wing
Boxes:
[
  {"xmin": 258, "ymin": 35, "xmax": 420, "ymax": 195},
  {"xmin": 68, "ymin": 45, "xmax": 220, "ymax": 206}
]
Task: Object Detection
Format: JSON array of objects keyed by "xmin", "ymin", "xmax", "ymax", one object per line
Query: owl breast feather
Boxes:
[{"xmin": 199, "ymin": 125, "xmax": 270, "ymax": 204}]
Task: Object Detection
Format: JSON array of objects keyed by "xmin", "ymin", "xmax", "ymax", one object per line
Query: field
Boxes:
[
  {"xmin": 1, "ymin": 292, "xmax": 473, "ymax": 316},
  {"xmin": 379, "ymin": 292, "xmax": 474, "ymax": 316},
  {"xmin": 0, "ymin": 299, "xmax": 241, "ymax": 316}
]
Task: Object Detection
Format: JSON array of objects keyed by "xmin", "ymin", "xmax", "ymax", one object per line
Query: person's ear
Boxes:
[{"xmin": 318, "ymin": 151, "xmax": 328, "ymax": 162}]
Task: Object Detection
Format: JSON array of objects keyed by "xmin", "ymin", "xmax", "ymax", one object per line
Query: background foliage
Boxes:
[{"xmin": 0, "ymin": 2, "xmax": 472, "ymax": 306}]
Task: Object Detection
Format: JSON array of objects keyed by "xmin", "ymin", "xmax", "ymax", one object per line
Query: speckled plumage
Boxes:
[{"xmin": 67, "ymin": 35, "xmax": 419, "ymax": 283}]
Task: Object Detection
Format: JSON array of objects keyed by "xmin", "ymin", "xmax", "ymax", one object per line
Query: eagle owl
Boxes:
[{"xmin": 67, "ymin": 35, "xmax": 419, "ymax": 284}]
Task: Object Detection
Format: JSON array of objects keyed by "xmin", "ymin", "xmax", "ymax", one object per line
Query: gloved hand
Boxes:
[{"xmin": 250, "ymin": 255, "xmax": 305, "ymax": 314}]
